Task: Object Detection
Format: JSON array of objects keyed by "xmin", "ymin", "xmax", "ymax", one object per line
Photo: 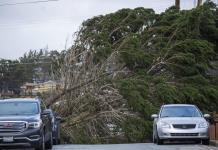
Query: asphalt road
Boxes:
[
  {"xmin": 3, "ymin": 143, "xmax": 218, "ymax": 150},
  {"xmin": 52, "ymin": 143, "xmax": 218, "ymax": 150}
]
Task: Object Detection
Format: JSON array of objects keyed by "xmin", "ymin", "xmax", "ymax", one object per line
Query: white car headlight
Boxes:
[
  {"xmin": 198, "ymin": 122, "xmax": 208, "ymax": 128},
  {"xmin": 160, "ymin": 122, "xmax": 171, "ymax": 128},
  {"xmin": 28, "ymin": 121, "xmax": 42, "ymax": 129}
]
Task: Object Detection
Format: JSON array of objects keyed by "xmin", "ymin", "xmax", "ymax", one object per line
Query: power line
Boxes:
[
  {"xmin": 0, "ymin": 0, "xmax": 59, "ymax": 7},
  {"xmin": 0, "ymin": 62, "xmax": 52, "ymax": 65}
]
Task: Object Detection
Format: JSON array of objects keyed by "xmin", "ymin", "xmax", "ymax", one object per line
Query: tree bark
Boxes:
[
  {"xmin": 175, "ymin": 0, "xmax": 180, "ymax": 9},
  {"xmin": 197, "ymin": 0, "xmax": 202, "ymax": 7}
]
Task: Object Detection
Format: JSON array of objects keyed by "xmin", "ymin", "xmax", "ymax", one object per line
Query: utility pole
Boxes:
[
  {"xmin": 197, "ymin": 0, "xmax": 202, "ymax": 7},
  {"xmin": 175, "ymin": 0, "xmax": 180, "ymax": 9}
]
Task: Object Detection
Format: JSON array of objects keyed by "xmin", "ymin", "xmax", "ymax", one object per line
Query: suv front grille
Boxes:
[
  {"xmin": 173, "ymin": 124, "xmax": 196, "ymax": 129},
  {"xmin": 0, "ymin": 121, "xmax": 27, "ymax": 133},
  {"xmin": 171, "ymin": 133, "xmax": 199, "ymax": 136}
]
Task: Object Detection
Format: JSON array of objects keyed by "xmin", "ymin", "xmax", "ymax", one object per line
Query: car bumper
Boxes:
[
  {"xmin": 157, "ymin": 127, "xmax": 209, "ymax": 140},
  {"xmin": 0, "ymin": 128, "xmax": 41, "ymax": 148}
]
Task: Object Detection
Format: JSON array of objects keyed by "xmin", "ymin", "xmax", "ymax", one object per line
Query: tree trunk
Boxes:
[
  {"xmin": 197, "ymin": 0, "xmax": 202, "ymax": 7},
  {"xmin": 175, "ymin": 0, "xmax": 180, "ymax": 9}
]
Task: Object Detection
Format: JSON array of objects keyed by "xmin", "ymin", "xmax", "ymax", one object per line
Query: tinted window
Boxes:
[
  {"xmin": 0, "ymin": 102, "xmax": 39, "ymax": 115},
  {"xmin": 160, "ymin": 106, "xmax": 202, "ymax": 118}
]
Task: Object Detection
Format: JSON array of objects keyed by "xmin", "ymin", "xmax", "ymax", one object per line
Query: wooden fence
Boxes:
[{"xmin": 210, "ymin": 113, "xmax": 218, "ymax": 140}]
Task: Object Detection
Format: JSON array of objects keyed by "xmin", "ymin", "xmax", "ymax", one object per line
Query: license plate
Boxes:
[{"xmin": 3, "ymin": 137, "xmax": 14, "ymax": 142}]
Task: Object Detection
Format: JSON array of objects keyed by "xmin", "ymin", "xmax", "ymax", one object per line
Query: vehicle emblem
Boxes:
[{"xmin": 182, "ymin": 125, "xmax": 186, "ymax": 129}]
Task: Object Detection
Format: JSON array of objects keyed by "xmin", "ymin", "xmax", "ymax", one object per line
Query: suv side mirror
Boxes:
[
  {"xmin": 41, "ymin": 109, "xmax": 51, "ymax": 116},
  {"xmin": 151, "ymin": 114, "xmax": 158, "ymax": 119},
  {"xmin": 204, "ymin": 114, "xmax": 210, "ymax": 118}
]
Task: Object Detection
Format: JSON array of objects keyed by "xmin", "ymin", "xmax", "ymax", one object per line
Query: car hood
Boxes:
[
  {"xmin": 0, "ymin": 115, "xmax": 40, "ymax": 122},
  {"xmin": 159, "ymin": 117, "xmax": 206, "ymax": 124}
]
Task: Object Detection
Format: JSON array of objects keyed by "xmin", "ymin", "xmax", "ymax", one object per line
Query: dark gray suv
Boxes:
[{"xmin": 0, "ymin": 98, "xmax": 53, "ymax": 150}]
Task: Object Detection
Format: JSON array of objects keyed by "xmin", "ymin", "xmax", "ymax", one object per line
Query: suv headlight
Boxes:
[
  {"xmin": 28, "ymin": 121, "xmax": 42, "ymax": 129},
  {"xmin": 198, "ymin": 122, "xmax": 208, "ymax": 128},
  {"xmin": 160, "ymin": 121, "xmax": 171, "ymax": 128}
]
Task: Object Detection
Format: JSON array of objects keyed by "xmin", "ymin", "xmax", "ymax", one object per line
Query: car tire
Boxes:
[
  {"xmin": 53, "ymin": 138, "xmax": 58, "ymax": 145},
  {"xmin": 56, "ymin": 121, "xmax": 61, "ymax": 145},
  {"xmin": 53, "ymin": 138, "xmax": 61, "ymax": 145},
  {"xmin": 156, "ymin": 131, "xmax": 163, "ymax": 145},
  {"xmin": 35, "ymin": 132, "xmax": 45, "ymax": 150},
  {"xmin": 45, "ymin": 132, "xmax": 53, "ymax": 149},
  {"xmin": 58, "ymin": 139, "xmax": 61, "ymax": 144},
  {"xmin": 53, "ymin": 126, "xmax": 60, "ymax": 145},
  {"xmin": 53, "ymin": 138, "xmax": 57, "ymax": 145},
  {"xmin": 202, "ymin": 139, "xmax": 210, "ymax": 145}
]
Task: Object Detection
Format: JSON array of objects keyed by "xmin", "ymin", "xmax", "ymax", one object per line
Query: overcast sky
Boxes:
[{"xmin": 0, "ymin": 0, "xmax": 213, "ymax": 59}]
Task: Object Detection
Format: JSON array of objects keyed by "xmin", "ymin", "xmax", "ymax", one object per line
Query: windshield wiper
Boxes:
[
  {"xmin": 161, "ymin": 116, "xmax": 170, "ymax": 118},
  {"xmin": 179, "ymin": 115, "xmax": 192, "ymax": 117},
  {"xmin": 11, "ymin": 113, "xmax": 20, "ymax": 115}
]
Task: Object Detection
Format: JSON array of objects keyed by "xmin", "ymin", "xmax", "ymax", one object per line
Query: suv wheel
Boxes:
[
  {"xmin": 202, "ymin": 139, "xmax": 210, "ymax": 145},
  {"xmin": 45, "ymin": 132, "xmax": 53, "ymax": 149},
  {"xmin": 54, "ymin": 137, "xmax": 61, "ymax": 145},
  {"xmin": 53, "ymin": 126, "xmax": 61, "ymax": 145},
  {"xmin": 36, "ymin": 133, "xmax": 45, "ymax": 150}
]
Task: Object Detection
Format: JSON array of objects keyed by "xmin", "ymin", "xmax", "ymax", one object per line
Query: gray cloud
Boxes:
[{"xmin": 0, "ymin": 0, "xmax": 211, "ymax": 59}]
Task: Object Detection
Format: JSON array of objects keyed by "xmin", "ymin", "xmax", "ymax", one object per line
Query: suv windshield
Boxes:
[
  {"xmin": 160, "ymin": 106, "xmax": 202, "ymax": 118},
  {"xmin": 0, "ymin": 102, "xmax": 39, "ymax": 116}
]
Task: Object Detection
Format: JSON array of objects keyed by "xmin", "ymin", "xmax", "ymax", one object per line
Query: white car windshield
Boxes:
[{"xmin": 160, "ymin": 106, "xmax": 202, "ymax": 118}]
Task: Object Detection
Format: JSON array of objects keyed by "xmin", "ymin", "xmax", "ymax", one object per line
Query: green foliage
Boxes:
[
  {"xmin": 121, "ymin": 117, "xmax": 152, "ymax": 142},
  {"xmin": 169, "ymin": 39, "xmax": 215, "ymax": 62},
  {"xmin": 0, "ymin": 59, "xmax": 26, "ymax": 94},
  {"xmin": 118, "ymin": 76, "xmax": 155, "ymax": 117},
  {"xmin": 119, "ymin": 36, "xmax": 153, "ymax": 70},
  {"xmin": 155, "ymin": 82, "xmax": 180, "ymax": 104}
]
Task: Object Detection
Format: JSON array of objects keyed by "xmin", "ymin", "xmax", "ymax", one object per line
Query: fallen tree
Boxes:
[{"xmin": 47, "ymin": 1, "xmax": 218, "ymax": 143}]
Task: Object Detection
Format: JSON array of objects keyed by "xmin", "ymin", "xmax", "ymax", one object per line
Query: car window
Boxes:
[
  {"xmin": 160, "ymin": 106, "xmax": 202, "ymax": 118},
  {"xmin": 0, "ymin": 102, "xmax": 39, "ymax": 115}
]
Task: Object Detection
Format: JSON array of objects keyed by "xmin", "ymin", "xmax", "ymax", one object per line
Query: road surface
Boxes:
[
  {"xmin": 52, "ymin": 143, "xmax": 218, "ymax": 150},
  {"xmin": 3, "ymin": 143, "xmax": 218, "ymax": 150}
]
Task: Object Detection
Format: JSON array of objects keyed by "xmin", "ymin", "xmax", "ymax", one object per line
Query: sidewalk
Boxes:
[{"xmin": 210, "ymin": 140, "xmax": 218, "ymax": 147}]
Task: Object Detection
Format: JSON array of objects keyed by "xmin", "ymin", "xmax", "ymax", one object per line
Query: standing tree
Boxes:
[
  {"xmin": 0, "ymin": 59, "xmax": 26, "ymax": 95},
  {"xmin": 175, "ymin": 0, "xmax": 180, "ymax": 9},
  {"xmin": 197, "ymin": 0, "xmax": 203, "ymax": 7}
]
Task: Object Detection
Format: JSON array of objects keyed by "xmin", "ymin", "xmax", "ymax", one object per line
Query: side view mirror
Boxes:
[
  {"xmin": 151, "ymin": 114, "xmax": 158, "ymax": 119},
  {"xmin": 204, "ymin": 114, "xmax": 210, "ymax": 118},
  {"xmin": 56, "ymin": 116, "xmax": 65, "ymax": 123},
  {"xmin": 41, "ymin": 109, "xmax": 51, "ymax": 116}
]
